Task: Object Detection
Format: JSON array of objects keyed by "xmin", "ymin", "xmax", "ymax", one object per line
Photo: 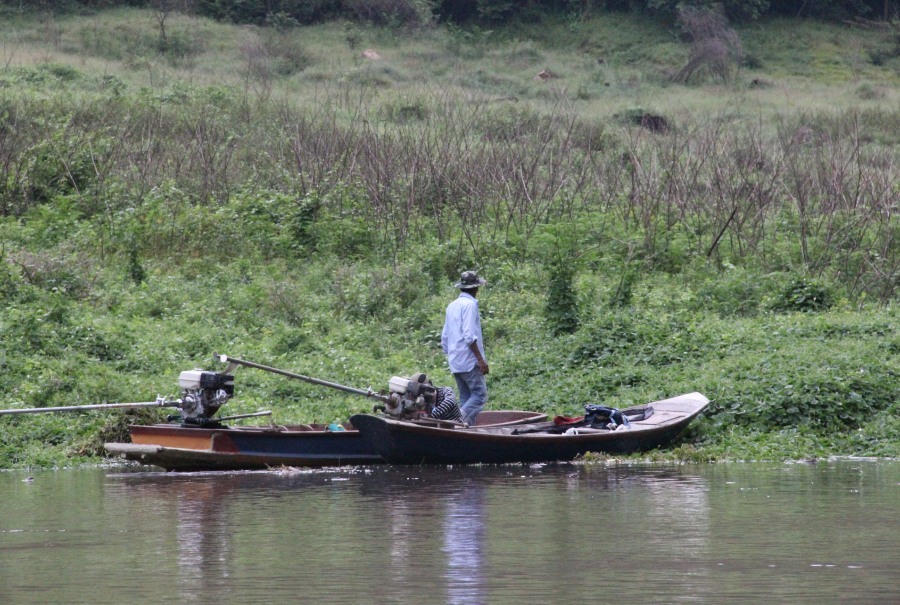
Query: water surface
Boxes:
[{"xmin": 1, "ymin": 460, "xmax": 897, "ymax": 604}]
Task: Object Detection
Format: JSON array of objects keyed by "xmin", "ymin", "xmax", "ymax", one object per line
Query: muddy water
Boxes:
[{"xmin": 1, "ymin": 460, "xmax": 897, "ymax": 604}]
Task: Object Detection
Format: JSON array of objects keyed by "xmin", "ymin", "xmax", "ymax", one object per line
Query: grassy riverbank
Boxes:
[
  {"xmin": 0, "ymin": 8, "xmax": 897, "ymax": 467},
  {"xmin": 1, "ymin": 258, "xmax": 897, "ymax": 467}
]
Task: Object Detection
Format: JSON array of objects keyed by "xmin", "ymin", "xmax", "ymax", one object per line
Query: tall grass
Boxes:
[{"xmin": 1, "ymin": 72, "xmax": 895, "ymax": 299}]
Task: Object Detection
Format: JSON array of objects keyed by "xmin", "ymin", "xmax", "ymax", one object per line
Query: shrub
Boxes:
[
  {"xmin": 242, "ymin": 31, "xmax": 313, "ymax": 82},
  {"xmin": 693, "ymin": 266, "xmax": 771, "ymax": 317},
  {"xmin": 286, "ymin": 194, "xmax": 322, "ymax": 256},
  {"xmin": 608, "ymin": 268, "xmax": 638, "ymax": 308},
  {"xmin": 22, "ymin": 133, "xmax": 98, "ymax": 206},
  {"xmin": 127, "ymin": 246, "xmax": 146, "ymax": 285},
  {"xmin": 769, "ymin": 277, "xmax": 833, "ymax": 313},
  {"xmin": 380, "ymin": 94, "xmax": 430, "ymax": 124},
  {"xmin": 544, "ymin": 257, "xmax": 579, "ymax": 335},
  {"xmin": 346, "ymin": 0, "xmax": 436, "ymax": 27},
  {"xmin": 476, "ymin": 104, "xmax": 547, "ymax": 142},
  {"xmin": 569, "ymin": 309, "xmax": 707, "ymax": 368},
  {"xmin": 8, "ymin": 248, "xmax": 94, "ymax": 299},
  {"xmin": 330, "ymin": 261, "xmax": 432, "ymax": 320},
  {"xmin": 674, "ymin": 6, "xmax": 743, "ymax": 84},
  {"xmin": 0, "ymin": 258, "xmax": 21, "ymax": 302},
  {"xmin": 618, "ymin": 107, "xmax": 670, "ymax": 133},
  {"xmin": 707, "ymin": 357, "xmax": 898, "ymax": 433}
]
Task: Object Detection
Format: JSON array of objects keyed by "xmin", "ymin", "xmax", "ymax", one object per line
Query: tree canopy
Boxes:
[{"xmin": 2, "ymin": 0, "xmax": 897, "ymax": 25}]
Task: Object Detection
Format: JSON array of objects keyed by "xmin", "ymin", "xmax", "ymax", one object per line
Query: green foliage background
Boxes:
[
  {"xmin": 2, "ymin": 0, "xmax": 894, "ymax": 24},
  {"xmin": 0, "ymin": 7, "xmax": 897, "ymax": 468}
]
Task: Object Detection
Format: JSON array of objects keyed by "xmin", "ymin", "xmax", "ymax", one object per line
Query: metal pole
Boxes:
[
  {"xmin": 216, "ymin": 410, "xmax": 272, "ymax": 422},
  {"xmin": 216, "ymin": 354, "xmax": 387, "ymax": 402},
  {"xmin": 0, "ymin": 400, "xmax": 179, "ymax": 416}
]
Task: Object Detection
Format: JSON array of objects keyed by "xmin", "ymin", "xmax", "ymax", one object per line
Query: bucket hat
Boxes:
[{"xmin": 454, "ymin": 270, "xmax": 487, "ymax": 290}]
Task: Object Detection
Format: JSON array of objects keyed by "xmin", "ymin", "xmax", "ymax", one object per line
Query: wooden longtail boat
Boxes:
[
  {"xmin": 104, "ymin": 410, "xmax": 548, "ymax": 471},
  {"xmin": 349, "ymin": 392, "xmax": 710, "ymax": 465}
]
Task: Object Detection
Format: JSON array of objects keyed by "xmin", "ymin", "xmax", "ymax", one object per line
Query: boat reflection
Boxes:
[
  {"xmin": 106, "ymin": 464, "xmax": 711, "ymax": 604},
  {"xmin": 108, "ymin": 473, "xmax": 249, "ymax": 603},
  {"xmin": 172, "ymin": 479, "xmax": 233, "ymax": 602}
]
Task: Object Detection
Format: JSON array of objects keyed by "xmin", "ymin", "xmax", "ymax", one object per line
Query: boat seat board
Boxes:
[
  {"xmin": 631, "ymin": 411, "xmax": 683, "ymax": 426},
  {"xmin": 653, "ymin": 402, "xmax": 705, "ymax": 413},
  {"xmin": 106, "ymin": 443, "xmax": 164, "ymax": 455}
]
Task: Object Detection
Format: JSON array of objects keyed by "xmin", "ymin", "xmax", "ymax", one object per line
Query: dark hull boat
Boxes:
[
  {"xmin": 104, "ymin": 411, "xmax": 547, "ymax": 472},
  {"xmin": 350, "ymin": 392, "xmax": 710, "ymax": 465}
]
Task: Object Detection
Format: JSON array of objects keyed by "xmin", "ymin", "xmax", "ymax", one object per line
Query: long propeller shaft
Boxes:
[
  {"xmin": 0, "ymin": 400, "xmax": 178, "ymax": 416},
  {"xmin": 216, "ymin": 354, "xmax": 389, "ymax": 402}
]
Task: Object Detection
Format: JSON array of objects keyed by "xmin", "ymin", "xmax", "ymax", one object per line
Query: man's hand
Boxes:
[{"xmin": 469, "ymin": 341, "xmax": 489, "ymax": 375}]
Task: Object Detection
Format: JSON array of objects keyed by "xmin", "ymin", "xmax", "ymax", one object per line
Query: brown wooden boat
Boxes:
[{"xmin": 104, "ymin": 410, "xmax": 548, "ymax": 471}]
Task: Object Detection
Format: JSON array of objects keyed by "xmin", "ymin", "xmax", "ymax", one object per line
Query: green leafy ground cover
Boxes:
[{"xmin": 0, "ymin": 9, "xmax": 897, "ymax": 467}]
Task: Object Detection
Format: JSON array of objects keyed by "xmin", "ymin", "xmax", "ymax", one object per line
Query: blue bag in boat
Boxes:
[{"xmin": 583, "ymin": 405, "xmax": 629, "ymax": 429}]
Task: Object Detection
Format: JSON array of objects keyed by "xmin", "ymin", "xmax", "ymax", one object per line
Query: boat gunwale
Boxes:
[{"xmin": 364, "ymin": 393, "xmax": 708, "ymax": 442}]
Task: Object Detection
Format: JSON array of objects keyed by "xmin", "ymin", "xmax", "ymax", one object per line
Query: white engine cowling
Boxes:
[
  {"xmin": 177, "ymin": 370, "xmax": 234, "ymax": 422},
  {"xmin": 382, "ymin": 376, "xmax": 435, "ymax": 419}
]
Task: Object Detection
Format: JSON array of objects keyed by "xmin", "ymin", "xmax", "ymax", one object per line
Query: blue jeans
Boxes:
[{"xmin": 453, "ymin": 368, "xmax": 488, "ymax": 425}]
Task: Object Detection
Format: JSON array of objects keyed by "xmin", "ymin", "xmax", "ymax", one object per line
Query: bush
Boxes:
[
  {"xmin": 22, "ymin": 132, "xmax": 99, "ymax": 206},
  {"xmin": 241, "ymin": 31, "xmax": 313, "ymax": 81},
  {"xmin": 769, "ymin": 277, "xmax": 833, "ymax": 313},
  {"xmin": 569, "ymin": 309, "xmax": 712, "ymax": 368},
  {"xmin": 707, "ymin": 357, "xmax": 898, "ymax": 433},
  {"xmin": 674, "ymin": 6, "xmax": 743, "ymax": 84},
  {"xmin": 693, "ymin": 266, "xmax": 771, "ymax": 317},
  {"xmin": 0, "ymin": 258, "xmax": 22, "ymax": 301},
  {"xmin": 7, "ymin": 248, "xmax": 94, "ymax": 299},
  {"xmin": 544, "ymin": 257, "xmax": 579, "ymax": 335}
]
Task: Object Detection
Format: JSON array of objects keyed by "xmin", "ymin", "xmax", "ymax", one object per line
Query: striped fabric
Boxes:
[{"xmin": 430, "ymin": 386, "xmax": 462, "ymax": 422}]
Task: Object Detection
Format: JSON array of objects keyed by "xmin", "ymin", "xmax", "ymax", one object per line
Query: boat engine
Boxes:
[
  {"xmin": 379, "ymin": 376, "xmax": 437, "ymax": 419},
  {"xmin": 176, "ymin": 370, "xmax": 234, "ymax": 423}
]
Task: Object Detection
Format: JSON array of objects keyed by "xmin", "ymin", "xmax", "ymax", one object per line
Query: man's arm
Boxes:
[{"xmin": 468, "ymin": 340, "xmax": 489, "ymax": 375}]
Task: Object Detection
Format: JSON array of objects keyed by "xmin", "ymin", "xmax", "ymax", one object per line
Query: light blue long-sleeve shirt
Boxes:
[{"xmin": 441, "ymin": 292, "xmax": 485, "ymax": 373}]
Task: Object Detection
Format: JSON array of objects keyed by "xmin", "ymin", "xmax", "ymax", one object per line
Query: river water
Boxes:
[{"xmin": 1, "ymin": 460, "xmax": 897, "ymax": 604}]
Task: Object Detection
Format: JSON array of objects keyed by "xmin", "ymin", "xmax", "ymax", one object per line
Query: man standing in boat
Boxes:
[{"xmin": 441, "ymin": 270, "xmax": 489, "ymax": 426}]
